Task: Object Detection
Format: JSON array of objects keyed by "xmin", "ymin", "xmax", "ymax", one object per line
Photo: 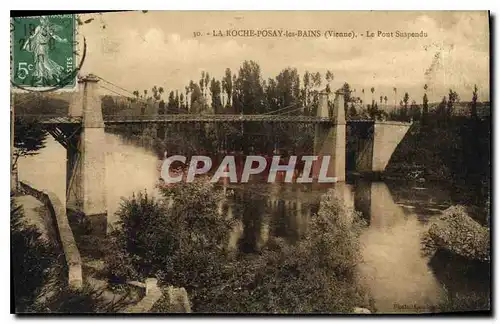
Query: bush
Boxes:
[
  {"xmin": 192, "ymin": 190, "xmax": 366, "ymax": 313},
  {"xmin": 11, "ymin": 195, "xmax": 59, "ymax": 313},
  {"xmin": 439, "ymin": 290, "xmax": 490, "ymax": 313},
  {"xmin": 106, "ymin": 179, "xmax": 235, "ymax": 298},
  {"xmin": 427, "ymin": 205, "xmax": 490, "ymax": 262},
  {"xmin": 106, "ymin": 191, "xmax": 175, "ymax": 282},
  {"xmin": 33, "ymin": 284, "xmax": 132, "ymax": 313},
  {"xmin": 107, "ymin": 183, "xmax": 365, "ymax": 313}
]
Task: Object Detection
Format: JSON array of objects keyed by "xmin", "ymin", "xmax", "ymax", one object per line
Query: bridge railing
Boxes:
[
  {"xmin": 15, "ymin": 113, "xmax": 412, "ymax": 126},
  {"xmin": 15, "ymin": 114, "xmax": 83, "ymax": 124},
  {"xmin": 102, "ymin": 114, "xmax": 334, "ymax": 123}
]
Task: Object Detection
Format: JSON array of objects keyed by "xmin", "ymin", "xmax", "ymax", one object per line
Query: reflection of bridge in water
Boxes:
[
  {"xmin": 221, "ymin": 179, "xmax": 409, "ymax": 252},
  {"xmin": 16, "ymin": 74, "xmax": 411, "ymax": 235}
]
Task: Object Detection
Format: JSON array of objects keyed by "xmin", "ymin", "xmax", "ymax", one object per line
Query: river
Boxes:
[{"xmin": 17, "ymin": 133, "xmax": 486, "ymax": 313}]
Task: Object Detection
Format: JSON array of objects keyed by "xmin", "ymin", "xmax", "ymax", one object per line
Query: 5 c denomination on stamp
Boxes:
[{"xmin": 11, "ymin": 15, "xmax": 77, "ymax": 91}]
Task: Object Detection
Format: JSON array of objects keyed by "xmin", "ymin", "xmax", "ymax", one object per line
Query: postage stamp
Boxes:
[{"xmin": 11, "ymin": 14, "xmax": 77, "ymax": 91}]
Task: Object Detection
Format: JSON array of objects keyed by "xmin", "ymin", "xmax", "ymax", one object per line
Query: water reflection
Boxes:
[
  {"xmin": 226, "ymin": 180, "xmax": 445, "ymax": 313},
  {"xmin": 18, "ymin": 134, "xmax": 160, "ymax": 227},
  {"xmin": 354, "ymin": 180, "xmax": 444, "ymax": 313},
  {"xmin": 19, "ymin": 136, "xmax": 467, "ymax": 313}
]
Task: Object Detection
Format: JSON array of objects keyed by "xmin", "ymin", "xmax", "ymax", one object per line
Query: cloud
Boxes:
[{"xmin": 79, "ymin": 11, "xmax": 489, "ymax": 102}]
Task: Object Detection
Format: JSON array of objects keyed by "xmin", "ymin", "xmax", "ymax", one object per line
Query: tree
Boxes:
[
  {"xmin": 189, "ymin": 83, "xmax": 205, "ymax": 114},
  {"xmin": 185, "ymin": 86, "xmax": 190, "ymax": 111},
  {"xmin": 179, "ymin": 93, "xmax": 185, "ymax": 111},
  {"xmin": 158, "ymin": 99, "xmax": 166, "ymax": 115},
  {"xmin": 151, "ymin": 86, "xmax": 164, "ymax": 101},
  {"xmin": 107, "ymin": 180, "xmax": 234, "ymax": 308},
  {"xmin": 436, "ymin": 96, "xmax": 447, "ymax": 124},
  {"xmin": 393, "ymin": 87, "xmax": 397, "ymax": 107},
  {"xmin": 200, "ymin": 71, "xmax": 205, "ymax": 98},
  {"xmin": 402, "ymin": 92, "xmax": 410, "ymax": 121},
  {"xmin": 105, "ymin": 175, "xmax": 367, "ymax": 313},
  {"xmin": 204, "ymin": 72, "xmax": 210, "ymax": 99},
  {"xmin": 167, "ymin": 91, "xmax": 176, "ymax": 114},
  {"xmin": 13, "ymin": 117, "xmax": 47, "ymax": 174},
  {"xmin": 471, "ymin": 84, "xmax": 478, "ymax": 119},
  {"xmin": 101, "ymin": 95, "xmax": 116, "ymax": 116},
  {"xmin": 348, "ymin": 103, "xmax": 357, "ymax": 119},
  {"xmin": 312, "ymin": 72, "xmax": 322, "ymax": 89},
  {"xmin": 342, "ymin": 82, "xmax": 352, "ymax": 117},
  {"xmin": 370, "ymin": 87, "xmax": 375, "ymax": 106},
  {"xmin": 302, "ymin": 71, "xmax": 312, "ymax": 114},
  {"xmin": 325, "ymin": 70, "xmax": 334, "ymax": 94},
  {"xmin": 233, "ymin": 60, "xmax": 266, "ymax": 114},
  {"xmin": 409, "ymin": 100, "xmax": 421, "ymax": 121},
  {"xmin": 210, "ymin": 78, "xmax": 223, "ymax": 114},
  {"xmin": 368, "ymin": 102, "xmax": 380, "ymax": 120},
  {"xmin": 379, "ymin": 95, "xmax": 383, "ymax": 104},
  {"xmin": 447, "ymin": 89, "xmax": 459, "ymax": 119},
  {"xmin": 132, "ymin": 90, "xmax": 139, "ymax": 101},
  {"xmin": 222, "ymin": 68, "xmax": 233, "ymax": 110},
  {"xmin": 175, "ymin": 90, "xmax": 180, "ymax": 111},
  {"xmin": 275, "ymin": 67, "xmax": 301, "ymax": 114},
  {"xmin": 422, "ymin": 84, "xmax": 429, "ymax": 125}
]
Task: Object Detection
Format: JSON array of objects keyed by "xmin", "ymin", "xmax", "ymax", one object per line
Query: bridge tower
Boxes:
[
  {"xmin": 67, "ymin": 74, "xmax": 108, "ymax": 235},
  {"xmin": 313, "ymin": 90, "xmax": 346, "ymax": 182}
]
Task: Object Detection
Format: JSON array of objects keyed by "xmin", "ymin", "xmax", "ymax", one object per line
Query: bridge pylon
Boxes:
[
  {"xmin": 67, "ymin": 74, "xmax": 108, "ymax": 235},
  {"xmin": 312, "ymin": 90, "xmax": 346, "ymax": 182}
]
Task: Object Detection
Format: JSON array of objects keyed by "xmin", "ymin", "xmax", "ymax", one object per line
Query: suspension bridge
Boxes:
[{"xmin": 14, "ymin": 74, "xmax": 412, "ymax": 235}]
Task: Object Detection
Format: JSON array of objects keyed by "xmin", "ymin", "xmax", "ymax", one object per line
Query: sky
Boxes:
[{"xmin": 78, "ymin": 11, "xmax": 490, "ymax": 104}]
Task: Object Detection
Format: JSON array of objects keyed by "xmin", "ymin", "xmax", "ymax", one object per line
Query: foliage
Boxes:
[
  {"xmin": 107, "ymin": 182, "xmax": 365, "ymax": 313},
  {"xmin": 106, "ymin": 192, "xmax": 173, "ymax": 282},
  {"xmin": 196, "ymin": 190, "xmax": 365, "ymax": 313},
  {"xmin": 13, "ymin": 117, "xmax": 48, "ymax": 167},
  {"xmin": 439, "ymin": 290, "xmax": 490, "ymax": 313},
  {"xmin": 108, "ymin": 60, "xmax": 429, "ymax": 157},
  {"xmin": 33, "ymin": 284, "xmax": 131, "ymax": 313},
  {"xmin": 388, "ymin": 100, "xmax": 490, "ymax": 210},
  {"xmin": 11, "ymin": 195, "xmax": 121, "ymax": 313},
  {"xmin": 150, "ymin": 287, "xmax": 191, "ymax": 313},
  {"xmin": 471, "ymin": 84, "xmax": 478, "ymax": 119},
  {"xmin": 106, "ymin": 180, "xmax": 234, "ymax": 290},
  {"xmin": 422, "ymin": 91, "xmax": 429, "ymax": 125},
  {"xmin": 11, "ymin": 194, "xmax": 59, "ymax": 312},
  {"xmin": 427, "ymin": 206, "xmax": 489, "ymax": 262}
]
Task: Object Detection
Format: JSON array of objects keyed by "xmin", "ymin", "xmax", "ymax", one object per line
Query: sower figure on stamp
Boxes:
[{"xmin": 22, "ymin": 16, "xmax": 68, "ymax": 86}]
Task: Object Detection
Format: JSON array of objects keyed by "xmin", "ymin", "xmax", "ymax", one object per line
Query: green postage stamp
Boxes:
[{"xmin": 11, "ymin": 14, "xmax": 77, "ymax": 90}]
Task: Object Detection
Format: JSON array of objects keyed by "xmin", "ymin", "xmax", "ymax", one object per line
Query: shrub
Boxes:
[
  {"xmin": 33, "ymin": 284, "xmax": 132, "ymax": 313},
  {"xmin": 11, "ymin": 195, "xmax": 59, "ymax": 313},
  {"xmin": 427, "ymin": 205, "xmax": 490, "ymax": 262},
  {"xmin": 193, "ymin": 190, "xmax": 366, "ymax": 313},
  {"xmin": 107, "ymin": 183, "xmax": 365, "ymax": 313},
  {"xmin": 106, "ymin": 191, "xmax": 175, "ymax": 282},
  {"xmin": 106, "ymin": 179, "xmax": 235, "ymax": 302},
  {"xmin": 439, "ymin": 290, "xmax": 491, "ymax": 313}
]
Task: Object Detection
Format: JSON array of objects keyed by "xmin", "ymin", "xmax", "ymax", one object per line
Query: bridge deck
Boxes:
[
  {"xmin": 17, "ymin": 114, "xmax": 412, "ymax": 126},
  {"xmin": 104, "ymin": 114, "xmax": 334, "ymax": 124}
]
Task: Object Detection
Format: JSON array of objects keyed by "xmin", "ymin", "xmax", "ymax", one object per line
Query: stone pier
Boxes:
[
  {"xmin": 67, "ymin": 74, "xmax": 108, "ymax": 235},
  {"xmin": 313, "ymin": 90, "xmax": 346, "ymax": 182}
]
